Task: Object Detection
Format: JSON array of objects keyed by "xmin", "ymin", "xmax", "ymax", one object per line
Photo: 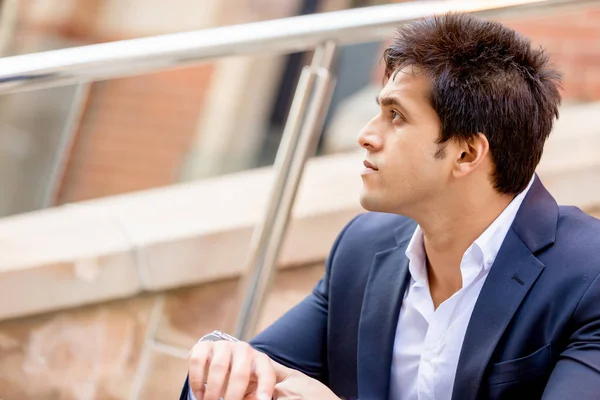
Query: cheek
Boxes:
[
  {"xmin": 386, "ymin": 130, "xmax": 429, "ymax": 166},
  {"xmin": 387, "ymin": 138, "xmax": 445, "ymax": 181}
]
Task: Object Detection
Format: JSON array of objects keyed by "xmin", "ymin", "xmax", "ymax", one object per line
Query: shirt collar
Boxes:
[
  {"xmin": 404, "ymin": 174, "xmax": 536, "ymax": 282},
  {"xmin": 405, "ymin": 225, "xmax": 427, "ymax": 285}
]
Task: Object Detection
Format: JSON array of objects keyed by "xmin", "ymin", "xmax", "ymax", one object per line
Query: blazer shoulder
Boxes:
[
  {"xmin": 336, "ymin": 212, "xmax": 417, "ymax": 253},
  {"xmin": 551, "ymin": 206, "xmax": 600, "ymax": 273},
  {"xmin": 557, "ymin": 206, "xmax": 600, "ymax": 248},
  {"xmin": 326, "ymin": 212, "xmax": 415, "ymax": 285}
]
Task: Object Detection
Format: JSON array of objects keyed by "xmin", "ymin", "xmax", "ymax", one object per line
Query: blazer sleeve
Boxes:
[
  {"xmin": 542, "ymin": 272, "xmax": 600, "ymax": 399},
  {"xmin": 250, "ymin": 214, "xmax": 361, "ymax": 383},
  {"xmin": 179, "ymin": 215, "xmax": 361, "ymax": 399}
]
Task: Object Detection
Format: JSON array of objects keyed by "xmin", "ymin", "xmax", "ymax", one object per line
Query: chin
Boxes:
[
  {"xmin": 359, "ymin": 192, "xmax": 386, "ymax": 213},
  {"xmin": 360, "ymin": 191, "xmax": 408, "ymax": 215}
]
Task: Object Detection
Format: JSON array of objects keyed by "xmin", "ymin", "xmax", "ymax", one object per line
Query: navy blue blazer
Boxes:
[{"xmin": 181, "ymin": 177, "xmax": 600, "ymax": 399}]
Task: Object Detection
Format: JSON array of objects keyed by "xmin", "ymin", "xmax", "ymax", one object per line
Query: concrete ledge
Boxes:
[
  {"xmin": 538, "ymin": 101, "xmax": 600, "ymax": 174},
  {"xmin": 0, "ymin": 105, "xmax": 599, "ymax": 321},
  {"xmin": 0, "ymin": 152, "xmax": 364, "ymax": 321},
  {"xmin": 0, "ymin": 206, "xmax": 141, "ymax": 320}
]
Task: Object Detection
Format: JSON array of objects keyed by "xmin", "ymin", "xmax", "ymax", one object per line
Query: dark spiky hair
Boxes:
[{"xmin": 383, "ymin": 13, "xmax": 562, "ymax": 194}]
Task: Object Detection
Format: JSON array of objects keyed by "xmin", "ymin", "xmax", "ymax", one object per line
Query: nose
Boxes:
[{"xmin": 357, "ymin": 116, "xmax": 383, "ymax": 151}]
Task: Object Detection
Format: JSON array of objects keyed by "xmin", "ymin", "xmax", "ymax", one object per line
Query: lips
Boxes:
[{"xmin": 363, "ymin": 160, "xmax": 378, "ymax": 171}]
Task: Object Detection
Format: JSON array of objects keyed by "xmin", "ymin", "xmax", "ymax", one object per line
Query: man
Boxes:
[{"xmin": 182, "ymin": 13, "xmax": 600, "ymax": 400}]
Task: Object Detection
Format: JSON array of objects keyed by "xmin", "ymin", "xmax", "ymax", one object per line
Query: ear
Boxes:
[{"xmin": 452, "ymin": 133, "xmax": 489, "ymax": 178}]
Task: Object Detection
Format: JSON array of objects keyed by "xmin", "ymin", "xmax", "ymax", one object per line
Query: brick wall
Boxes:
[
  {"xmin": 502, "ymin": 7, "xmax": 600, "ymax": 102},
  {"xmin": 24, "ymin": 0, "xmax": 300, "ymax": 205},
  {"xmin": 18, "ymin": 0, "xmax": 218, "ymax": 205},
  {"xmin": 56, "ymin": 66, "xmax": 213, "ymax": 203}
]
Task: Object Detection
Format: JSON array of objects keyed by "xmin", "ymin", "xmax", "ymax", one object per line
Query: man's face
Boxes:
[{"xmin": 357, "ymin": 66, "xmax": 451, "ymax": 215}]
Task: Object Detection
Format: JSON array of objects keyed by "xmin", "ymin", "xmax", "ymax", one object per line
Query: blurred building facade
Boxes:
[
  {"xmin": 1, "ymin": 0, "xmax": 599, "ymax": 217},
  {"xmin": 0, "ymin": 0, "xmax": 348, "ymax": 217}
]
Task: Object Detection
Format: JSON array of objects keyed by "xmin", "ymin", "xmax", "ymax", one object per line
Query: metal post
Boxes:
[
  {"xmin": 0, "ymin": 0, "xmax": 19, "ymax": 57},
  {"xmin": 233, "ymin": 41, "xmax": 337, "ymax": 340},
  {"xmin": 119, "ymin": 42, "xmax": 337, "ymax": 368},
  {"xmin": 40, "ymin": 83, "xmax": 91, "ymax": 208}
]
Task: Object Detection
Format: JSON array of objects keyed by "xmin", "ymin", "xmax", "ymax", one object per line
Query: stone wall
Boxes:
[{"xmin": 0, "ymin": 263, "xmax": 324, "ymax": 399}]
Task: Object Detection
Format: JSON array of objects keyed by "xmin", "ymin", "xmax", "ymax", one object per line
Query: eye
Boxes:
[{"xmin": 390, "ymin": 110, "xmax": 405, "ymax": 122}]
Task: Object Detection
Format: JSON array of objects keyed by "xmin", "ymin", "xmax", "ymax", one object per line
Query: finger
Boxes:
[
  {"xmin": 253, "ymin": 352, "xmax": 277, "ymax": 400},
  {"xmin": 271, "ymin": 363, "xmax": 297, "ymax": 400},
  {"xmin": 223, "ymin": 342, "xmax": 253, "ymax": 400},
  {"xmin": 272, "ymin": 382, "xmax": 289, "ymax": 400},
  {"xmin": 204, "ymin": 341, "xmax": 233, "ymax": 400},
  {"xmin": 271, "ymin": 360, "xmax": 292, "ymax": 383},
  {"xmin": 189, "ymin": 341, "xmax": 213, "ymax": 399}
]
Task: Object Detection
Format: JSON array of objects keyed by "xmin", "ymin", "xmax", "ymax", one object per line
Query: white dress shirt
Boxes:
[{"xmin": 389, "ymin": 175, "xmax": 535, "ymax": 400}]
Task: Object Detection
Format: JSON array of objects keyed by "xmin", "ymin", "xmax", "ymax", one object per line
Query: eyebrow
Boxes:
[{"xmin": 375, "ymin": 94, "xmax": 410, "ymax": 117}]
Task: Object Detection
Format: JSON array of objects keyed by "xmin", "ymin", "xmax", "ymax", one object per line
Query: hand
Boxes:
[
  {"xmin": 272, "ymin": 365, "xmax": 339, "ymax": 400},
  {"xmin": 188, "ymin": 340, "xmax": 275, "ymax": 400}
]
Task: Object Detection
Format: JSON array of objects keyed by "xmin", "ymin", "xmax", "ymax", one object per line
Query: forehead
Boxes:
[{"xmin": 379, "ymin": 66, "xmax": 431, "ymax": 102}]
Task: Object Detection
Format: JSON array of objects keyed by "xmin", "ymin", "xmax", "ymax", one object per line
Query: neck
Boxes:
[{"xmin": 411, "ymin": 184, "xmax": 516, "ymax": 289}]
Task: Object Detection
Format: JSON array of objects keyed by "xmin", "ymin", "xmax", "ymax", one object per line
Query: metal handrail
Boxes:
[{"xmin": 0, "ymin": 0, "xmax": 595, "ymax": 94}]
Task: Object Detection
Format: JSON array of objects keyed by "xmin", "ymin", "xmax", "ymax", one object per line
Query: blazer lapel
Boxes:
[
  {"xmin": 357, "ymin": 243, "xmax": 411, "ymax": 399},
  {"xmin": 452, "ymin": 177, "xmax": 558, "ymax": 400},
  {"xmin": 451, "ymin": 230, "xmax": 544, "ymax": 399}
]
